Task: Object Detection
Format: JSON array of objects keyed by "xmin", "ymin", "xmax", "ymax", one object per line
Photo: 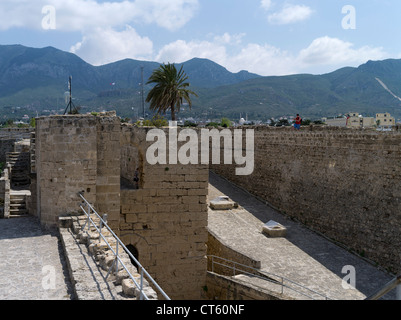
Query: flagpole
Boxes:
[
  {"xmin": 141, "ymin": 66, "xmax": 145, "ymax": 119},
  {"xmin": 64, "ymin": 76, "xmax": 78, "ymax": 115}
]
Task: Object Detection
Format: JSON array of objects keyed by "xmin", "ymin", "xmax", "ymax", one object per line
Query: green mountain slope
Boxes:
[
  {"xmin": 190, "ymin": 60, "xmax": 401, "ymax": 120},
  {"xmin": 0, "ymin": 45, "xmax": 260, "ymax": 109},
  {"xmin": 1, "ymin": 44, "xmax": 401, "ymax": 121}
]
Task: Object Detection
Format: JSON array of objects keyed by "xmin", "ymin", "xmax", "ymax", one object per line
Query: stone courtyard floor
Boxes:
[
  {"xmin": 0, "ymin": 171, "xmax": 397, "ymax": 300},
  {"xmin": 0, "ymin": 216, "xmax": 73, "ymax": 300},
  {"xmin": 208, "ymin": 171, "xmax": 396, "ymax": 300}
]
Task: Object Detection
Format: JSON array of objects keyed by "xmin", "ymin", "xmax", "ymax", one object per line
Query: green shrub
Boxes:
[{"xmin": 137, "ymin": 115, "xmax": 168, "ymax": 128}]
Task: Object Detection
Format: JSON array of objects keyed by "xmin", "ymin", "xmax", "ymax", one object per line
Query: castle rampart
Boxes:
[
  {"xmin": 119, "ymin": 125, "xmax": 209, "ymax": 299},
  {"xmin": 33, "ymin": 114, "xmax": 208, "ymax": 299},
  {"xmin": 211, "ymin": 126, "xmax": 401, "ymax": 274}
]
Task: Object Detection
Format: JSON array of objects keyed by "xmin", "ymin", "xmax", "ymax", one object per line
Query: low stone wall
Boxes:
[
  {"xmin": 211, "ymin": 126, "xmax": 401, "ymax": 274},
  {"xmin": 0, "ymin": 168, "xmax": 10, "ymax": 219},
  {"xmin": 204, "ymin": 272, "xmax": 285, "ymax": 300},
  {"xmin": 207, "ymin": 231, "xmax": 261, "ymax": 275},
  {"xmin": 0, "ymin": 128, "xmax": 32, "ymax": 140}
]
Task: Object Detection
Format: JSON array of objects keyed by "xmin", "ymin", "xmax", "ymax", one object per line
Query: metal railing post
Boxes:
[
  {"xmin": 115, "ymin": 241, "xmax": 119, "ymax": 276},
  {"xmin": 206, "ymin": 255, "xmax": 329, "ymax": 300},
  {"xmin": 140, "ymin": 267, "xmax": 144, "ymax": 300},
  {"xmin": 77, "ymin": 192, "xmax": 171, "ymax": 300},
  {"xmin": 87, "ymin": 203, "xmax": 91, "ymax": 231},
  {"xmin": 99, "ymin": 218, "xmax": 103, "ymax": 243},
  {"xmin": 365, "ymin": 275, "xmax": 401, "ymax": 300},
  {"xmin": 100, "ymin": 214, "xmax": 107, "ymax": 243}
]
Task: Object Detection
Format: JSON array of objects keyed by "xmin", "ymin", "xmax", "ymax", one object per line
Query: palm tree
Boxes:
[{"xmin": 146, "ymin": 63, "xmax": 198, "ymax": 121}]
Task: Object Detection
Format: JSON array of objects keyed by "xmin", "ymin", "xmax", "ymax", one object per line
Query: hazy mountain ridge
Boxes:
[
  {"xmin": 0, "ymin": 44, "xmax": 401, "ymax": 120},
  {"xmin": 193, "ymin": 61, "xmax": 401, "ymax": 119}
]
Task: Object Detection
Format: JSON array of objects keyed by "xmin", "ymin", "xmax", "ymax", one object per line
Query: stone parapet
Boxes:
[
  {"xmin": 211, "ymin": 126, "xmax": 401, "ymax": 274},
  {"xmin": 35, "ymin": 114, "xmax": 120, "ymax": 229}
]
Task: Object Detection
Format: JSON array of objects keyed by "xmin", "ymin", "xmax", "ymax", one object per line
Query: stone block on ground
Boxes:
[
  {"xmin": 262, "ymin": 220, "xmax": 287, "ymax": 238},
  {"xmin": 210, "ymin": 196, "xmax": 237, "ymax": 210}
]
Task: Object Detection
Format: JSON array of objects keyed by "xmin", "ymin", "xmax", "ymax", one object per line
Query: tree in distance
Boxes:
[{"xmin": 146, "ymin": 63, "xmax": 198, "ymax": 121}]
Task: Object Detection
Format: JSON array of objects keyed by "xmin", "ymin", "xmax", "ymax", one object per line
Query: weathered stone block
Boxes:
[
  {"xmin": 209, "ymin": 196, "xmax": 236, "ymax": 210},
  {"xmin": 262, "ymin": 220, "xmax": 287, "ymax": 238}
]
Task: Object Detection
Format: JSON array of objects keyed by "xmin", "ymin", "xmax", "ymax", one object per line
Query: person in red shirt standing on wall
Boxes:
[{"xmin": 294, "ymin": 114, "xmax": 302, "ymax": 130}]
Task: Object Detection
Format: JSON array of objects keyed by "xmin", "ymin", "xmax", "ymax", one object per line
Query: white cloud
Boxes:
[
  {"xmin": 155, "ymin": 35, "xmax": 388, "ymax": 76},
  {"xmin": 70, "ymin": 26, "xmax": 153, "ymax": 66},
  {"xmin": 131, "ymin": 0, "xmax": 199, "ymax": 31},
  {"xmin": 260, "ymin": 0, "xmax": 273, "ymax": 11},
  {"xmin": 268, "ymin": 4, "xmax": 313, "ymax": 25},
  {"xmin": 227, "ymin": 43, "xmax": 295, "ymax": 75},
  {"xmin": 155, "ymin": 34, "xmax": 295, "ymax": 76},
  {"xmin": 213, "ymin": 32, "xmax": 246, "ymax": 46},
  {"xmin": 0, "ymin": 1, "xmax": 388, "ymax": 76},
  {"xmin": 298, "ymin": 36, "xmax": 387, "ymax": 68},
  {"xmin": 55, "ymin": 1, "xmax": 137, "ymax": 32},
  {"xmin": 5, "ymin": 0, "xmax": 199, "ymax": 67},
  {"xmin": 0, "ymin": 0, "xmax": 199, "ymax": 31},
  {"xmin": 156, "ymin": 39, "xmax": 227, "ymax": 64},
  {"xmin": 0, "ymin": 1, "xmax": 41, "ymax": 30}
]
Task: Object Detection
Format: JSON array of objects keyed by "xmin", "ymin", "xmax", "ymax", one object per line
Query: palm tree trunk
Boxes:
[{"xmin": 171, "ymin": 104, "xmax": 176, "ymax": 121}]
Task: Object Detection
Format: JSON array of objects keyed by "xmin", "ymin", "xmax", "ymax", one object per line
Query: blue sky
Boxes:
[{"xmin": 0, "ymin": 0, "xmax": 400, "ymax": 76}]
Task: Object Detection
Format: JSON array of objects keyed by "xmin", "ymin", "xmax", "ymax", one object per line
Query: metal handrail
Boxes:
[
  {"xmin": 365, "ymin": 275, "xmax": 401, "ymax": 300},
  {"xmin": 78, "ymin": 192, "xmax": 170, "ymax": 300},
  {"xmin": 208, "ymin": 255, "xmax": 331, "ymax": 300}
]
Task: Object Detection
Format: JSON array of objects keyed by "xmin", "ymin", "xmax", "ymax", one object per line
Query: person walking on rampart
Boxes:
[
  {"xmin": 294, "ymin": 114, "xmax": 302, "ymax": 130},
  {"xmin": 134, "ymin": 168, "xmax": 140, "ymax": 189}
]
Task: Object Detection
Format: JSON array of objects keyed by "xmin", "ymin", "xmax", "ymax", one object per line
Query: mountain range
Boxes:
[{"xmin": 1, "ymin": 44, "xmax": 401, "ymax": 121}]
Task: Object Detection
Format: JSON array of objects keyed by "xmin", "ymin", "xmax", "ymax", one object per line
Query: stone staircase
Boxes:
[
  {"xmin": 9, "ymin": 193, "xmax": 28, "ymax": 217},
  {"xmin": 6, "ymin": 152, "xmax": 30, "ymax": 187},
  {"xmin": 6, "ymin": 150, "xmax": 31, "ymax": 217},
  {"xmin": 59, "ymin": 215, "xmax": 159, "ymax": 300}
]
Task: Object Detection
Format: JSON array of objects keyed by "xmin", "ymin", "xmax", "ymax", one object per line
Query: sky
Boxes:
[{"xmin": 0, "ymin": 0, "xmax": 400, "ymax": 76}]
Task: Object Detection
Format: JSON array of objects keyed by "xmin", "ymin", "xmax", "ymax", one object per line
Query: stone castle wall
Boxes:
[
  {"xmin": 0, "ymin": 128, "xmax": 33, "ymax": 163},
  {"xmin": 119, "ymin": 125, "xmax": 209, "ymax": 300},
  {"xmin": 34, "ymin": 115, "xmax": 209, "ymax": 300},
  {"xmin": 211, "ymin": 126, "xmax": 401, "ymax": 274},
  {"xmin": 35, "ymin": 114, "xmax": 121, "ymax": 229}
]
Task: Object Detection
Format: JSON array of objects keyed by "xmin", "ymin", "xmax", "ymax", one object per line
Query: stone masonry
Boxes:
[
  {"xmin": 211, "ymin": 125, "xmax": 401, "ymax": 274},
  {"xmin": 33, "ymin": 114, "xmax": 209, "ymax": 300},
  {"xmin": 119, "ymin": 125, "xmax": 209, "ymax": 300},
  {"xmin": 35, "ymin": 113, "xmax": 121, "ymax": 230}
]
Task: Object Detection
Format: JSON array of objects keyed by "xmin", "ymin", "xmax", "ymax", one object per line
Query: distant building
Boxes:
[
  {"xmin": 346, "ymin": 112, "xmax": 375, "ymax": 129},
  {"xmin": 362, "ymin": 117, "xmax": 375, "ymax": 128},
  {"xmin": 324, "ymin": 113, "xmax": 375, "ymax": 129},
  {"xmin": 346, "ymin": 112, "xmax": 363, "ymax": 128},
  {"xmin": 323, "ymin": 117, "xmax": 347, "ymax": 127},
  {"xmin": 376, "ymin": 112, "xmax": 395, "ymax": 131}
]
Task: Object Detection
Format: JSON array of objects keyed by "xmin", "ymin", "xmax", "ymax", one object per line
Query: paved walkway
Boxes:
[
  {"xmin": 0, "ymin": 216, "xmax": 73, "ymax": 300},
  {"xmin": 208, "ymin": 171, "xmax": 396, "ymax": 300},
  {"xmin": 0, "ymin": 172, "xmax": 396, "ymax": 300}
]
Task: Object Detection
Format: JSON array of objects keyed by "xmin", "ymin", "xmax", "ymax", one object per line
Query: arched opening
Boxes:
[{"xmin": 126, "ymin": 244, "xmax": 139, "ymax": 269}]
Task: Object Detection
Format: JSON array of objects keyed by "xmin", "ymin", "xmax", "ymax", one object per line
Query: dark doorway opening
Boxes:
[{"xmin": 126, "ymin": 244, "xmax": 139, "ymax": 269}]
